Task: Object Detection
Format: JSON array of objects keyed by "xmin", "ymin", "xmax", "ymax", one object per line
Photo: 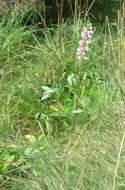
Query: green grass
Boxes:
[{"xmin": 0, "ymin": 9, "xmax": 125, "ymax": 190}]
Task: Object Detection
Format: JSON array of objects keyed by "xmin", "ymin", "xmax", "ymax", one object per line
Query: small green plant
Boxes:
[
  {"xmin": 71, "ymin": 23, "xmax": 94, "ymax": 129},
  {"xmin": 0, "ymin": 3, "xmax": 125, "ymax": 190}
]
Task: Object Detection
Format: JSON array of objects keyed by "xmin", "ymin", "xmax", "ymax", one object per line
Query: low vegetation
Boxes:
[{"xmin": 0, "ymin": 5, "xmax": 125, "ymax": 190}]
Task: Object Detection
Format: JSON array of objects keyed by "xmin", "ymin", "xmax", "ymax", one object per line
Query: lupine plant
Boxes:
[
  {"xmin": 76, "ymin": 24, "xmax": 94, "ymax": 62},
  {"xmin": 39, "ymin": 23, "xmax": 94, "ymax": 131},
  {"xmin": 72, "ymin": 23, "xmax": 94, "ymax": 129}
]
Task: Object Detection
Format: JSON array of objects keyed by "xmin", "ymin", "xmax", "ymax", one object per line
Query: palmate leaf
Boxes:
[
  {"xmin": 41, "ymin": 86, "xmax": 57, "ymax": 101},
  {"xmin": 41, "ymin": 93, "xmax": 51, "ymax": 101},
  {"xmin": 41, "ymin": 86, "xmax": 53, "ymax": 92},
  {"xmin": 67, "ymin": 73, "xmax": 77, "ymax": 86}
]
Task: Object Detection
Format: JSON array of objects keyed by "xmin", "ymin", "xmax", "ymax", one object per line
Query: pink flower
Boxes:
[{"xmin": 76, "ymin": 24, "xmax": 94, "ymax": 61}]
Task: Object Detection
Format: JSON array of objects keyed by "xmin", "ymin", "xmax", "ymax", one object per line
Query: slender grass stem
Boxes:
[{"xmin": 112, "ymin": 130, "xmax": 125, "ymax": 190}]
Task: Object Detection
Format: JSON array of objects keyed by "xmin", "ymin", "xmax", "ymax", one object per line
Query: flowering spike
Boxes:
[{"xmin": 76, "ymin": 24, "xmax": 94, "ymax": 62}]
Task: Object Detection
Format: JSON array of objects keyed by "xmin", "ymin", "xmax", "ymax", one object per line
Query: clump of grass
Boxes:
[{"xmin": 0, "ymin": 4, "xmax": 125, "ymax": 190}]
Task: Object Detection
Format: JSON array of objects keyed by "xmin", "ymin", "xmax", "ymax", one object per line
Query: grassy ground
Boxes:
[{"xmin": 0, "ymin": 9, "xmax": 125, "ymax": 190}]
